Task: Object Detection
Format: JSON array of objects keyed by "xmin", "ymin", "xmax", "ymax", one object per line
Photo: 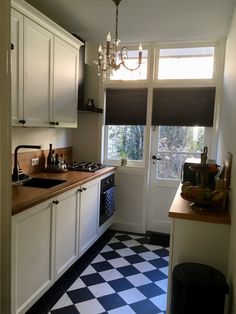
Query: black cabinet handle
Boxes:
[
  {"xmin": 19, "ymin": 119, "xmax": 26, "ymax": 125},
  {"xmin": 53, "ymin": 200, "xmax": 59, "ymax": 205},
  {"xmin": 82, "ymin": 187, "xmax": 87, "ymax": 191},
  {"xmin": 78, "ymin": 188, "xmax": 83, "ymax": 192},
  {"xmin": 11, "ymin": 43, "xmax": 15, "ymax": 50},
  {"xmin": 152, "ymin": 155, "xmax": 162, "ymax": 161},
  {"xmin": 49, "ymin": 121, "xmax": 55, "ymax": 125}
]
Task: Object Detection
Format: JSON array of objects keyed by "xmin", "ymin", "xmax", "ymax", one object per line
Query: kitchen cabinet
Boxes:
[
  {"xmin": 11, "ymin": 199, "xmax": 54, "ymax": 314},
  {"xmin": 11, "ymin": 8, "xmax": 24, "ymax": 125},
  {"xmin": 167, "ymin": 186, "xmax": 231, "ymax": 313},
  {"xmin": 53, "ymin": 37, "xmax": 79, "ymax": 127},
  {"xmin": 79, "ymin": 179, "xmax": 100, "ymax": 256},
  {"xmin": 54, "ymin": 189, "xmax": 79, "ymax": 280},
  {"xmin": 23, "ymin": 17, "xmax": 53, "ymax": 127},
  {"xmin": 11, "ymin": 170, "xmax": 115, "ymax": 313},
  {"xmin": 11, "ymin": 0, "xmax": 82, "ymax": 128}
]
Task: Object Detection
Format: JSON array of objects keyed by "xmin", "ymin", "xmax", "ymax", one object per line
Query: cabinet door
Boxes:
[
  {"xmin": 54, "ymin": 189, "xmax": 79, "ymax": 280},
  {"xmin": 24, "ymin": 18, "xmax": 53, "ymax": 127},
  {"xmin": 79, "ymin": 180, "xmax": 100, "ymax": 256},
  {"xmin": 11, "ymin": 200, "xmax": 54, "ymax": 314},
  {"xmin": 53, "ymin": 36, "xmax": 78, "ymax": 127},
  {"xmin": 11, "ymin": 9, "xmax": 24, "ymax": 126}
]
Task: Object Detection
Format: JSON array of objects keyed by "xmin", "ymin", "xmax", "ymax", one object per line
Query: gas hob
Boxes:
[{"xmin": 67, "ymin": 162, "xmax": 105, "ymax": 173}]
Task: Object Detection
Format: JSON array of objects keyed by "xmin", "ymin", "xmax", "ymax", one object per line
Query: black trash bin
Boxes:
[{"xmin": 171, "ymin": 263, "xmax": 229, "ymax": 314}]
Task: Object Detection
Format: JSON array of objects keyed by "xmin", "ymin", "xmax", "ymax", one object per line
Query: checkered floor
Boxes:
[{"xmin": 49, "ymin": 233, "xmax": 169, "ymax": 314}]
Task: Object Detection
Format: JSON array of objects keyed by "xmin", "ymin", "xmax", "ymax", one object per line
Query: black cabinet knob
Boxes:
[
  {"xmin": 55, "ymin": 122, "xmax": 59, "ymax": 126},
  {"xmin": 78, "ymin": 188, "xmax": 83, "ymax": 192},
  {"xmin": 19, "ymin": 119, "xmax": 26, "ymax": 125},
  {"xmin": 82, "ymin": 187, "xmax": 87, "ymax": 191},
  {"xmin": 53, "ymin": 200, "xmax": 59, "ymax": 205}
]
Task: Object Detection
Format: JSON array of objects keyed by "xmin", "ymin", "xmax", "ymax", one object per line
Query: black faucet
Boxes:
[{"xmin": 12, "ymin": 145, "xmax": 41, "ymax": 182}]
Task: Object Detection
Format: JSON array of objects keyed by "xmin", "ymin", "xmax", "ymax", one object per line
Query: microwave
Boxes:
[{"xmin": 181, "ymin": 158, "xmax": 201, "ymax": 185}]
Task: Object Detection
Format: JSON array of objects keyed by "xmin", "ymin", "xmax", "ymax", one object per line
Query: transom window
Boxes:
[
  {"xmin": 158, "ymin": 46, "xmax": 215, "ymax": 80},
  {"xmin": 110, "ymin": 49, "xmax": 148, "ymax": 81}
]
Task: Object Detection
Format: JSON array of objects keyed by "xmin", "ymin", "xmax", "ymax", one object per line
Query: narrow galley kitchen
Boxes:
[{"xmin": 26, "ymin": 230, "xmax": 169, "ymax": 314}]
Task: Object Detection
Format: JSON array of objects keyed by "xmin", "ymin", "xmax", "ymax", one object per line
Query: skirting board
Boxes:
[
  {"xmin": 111, "ymin": 221, "xmax": 142, "ymax": 234},
  {"xmin": 147, "ymin": 219, "xmax": 171, "ymax": 234}
]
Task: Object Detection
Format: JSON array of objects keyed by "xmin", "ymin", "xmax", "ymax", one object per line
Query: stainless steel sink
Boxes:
[{"xmin": 14, "ymin": 177, "xmax": 67, "ymax": 189}]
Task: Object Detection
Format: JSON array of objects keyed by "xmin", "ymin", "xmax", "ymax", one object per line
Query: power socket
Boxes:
[{"xmin": 32, "ymin": 158, "xmax": 39, "ymax": 166}]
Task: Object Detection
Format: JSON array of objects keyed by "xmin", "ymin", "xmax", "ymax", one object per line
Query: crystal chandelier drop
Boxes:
[{"xmin": 95, "ymin": 0, "xmax": 142, "ymax": 80}]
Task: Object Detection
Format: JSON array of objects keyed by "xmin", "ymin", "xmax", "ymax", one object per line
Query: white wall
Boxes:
[
  {"xmin": 0, "ymin": 0, "xmax": 12, "ymax": 311},
  {"xmin": 12, "ymin": 127, "xmax": 72, "ymax": 152},
  {"xmin": 217, "ymin": 6, "xmax": 236, "ymax": 313}
]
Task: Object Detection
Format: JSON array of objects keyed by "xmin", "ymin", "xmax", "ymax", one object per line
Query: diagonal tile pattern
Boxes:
[{"xmin": 48, "ymin": 233, "xmax": 168, "ymax": 314}]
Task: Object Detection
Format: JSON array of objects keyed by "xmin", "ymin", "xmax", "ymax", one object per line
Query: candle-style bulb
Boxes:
[
  {"xmin": 139, "ymin": 43, "xmax": 142, "ymax": 51},
  {"xmin": 98, "ymin": 44, "xmax": 102, "ymax": 53},
  {"xmin": 107, "ymin": 32, "xmax": 111, "ymax": 42}
]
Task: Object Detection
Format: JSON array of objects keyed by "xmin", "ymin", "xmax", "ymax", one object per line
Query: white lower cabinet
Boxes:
[
  {"xmin": 11, "ymin": 199, "xmax": 54, "ymax": 314},
  {"xmin": 79, "ymin": 179, "xmax": 100, "ymax": 256},
  {"xmin": 11, "ymin": 175, "xmax": 109, "ymax": 314},
  {"xmin": 54, "ymin": 189, "xmax": 79, "ymax": 280}
]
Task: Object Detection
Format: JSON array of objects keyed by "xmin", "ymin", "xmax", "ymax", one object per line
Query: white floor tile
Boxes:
[
  {"xmin": 126, "ymin": 273, "xmax": 152, "ymax": 287},
  {"xmin": 108, "ymin": 257, "xmax": 130, "ymax": 268},
  {"xmin": 123, "ymin": 240, "xmax": 140, "ymax": 247},
  {"xmin": 88, "ymin": 282, "xmax": 115, "ymax": 298},
  {"xmin": 150, "ymin": 293, "xmax": 167, "ymax": 311},
  {"xmin": 144, "ymin": 244, "xmax": 162, "ymax": 251},
  {"xmin": 159, "ymin": 266, "xmax": 169, "ymax": 276},
  {"xmin": 118, "ymin": 287, "xmax": 146, "ymax": 304},
  {"xmin": 116, "ymin": 248, "xmax": 135, "ymax": 257},
  {"xmin": 101, "ymin": 245, "xmax": 113, "ymax": 253},
  {"xmin": 133, "ymin": 261, "xmax": 156, "ymax": 273},
  {"xmin": 155, "ymin": 278, "xmax": 168, "ymax": 293},
  {"xmin": 51, "ymin": 293, "xmax": 73, "ymax": 310},
  {"xmin": 139, "ymin": 251, "xmax": 159, "ymax": 261},
  {"xmin": 75, "ymin": 299, "xmax": 105, "ymax": 314},
  {"xmin": 108, "ymin": 305, "xmax": 136, "ymax": 314},
  {"xmin": 81, "ymin": 265, "xmax": 96, "ymax": 276},
  {"xmin": 108, "ymin": 237, "xmax": 120, "ymax": 244},
  {"xmin": 99, "ymin": 268, "xmax": 124, "ymax": 281},
  {"xmin": 68, "ymin": 277, "xmax": 86, "ymax": 291},
  {"xmin": 91, "ymin": 254, "xmax": 106, "ymax": 264}
]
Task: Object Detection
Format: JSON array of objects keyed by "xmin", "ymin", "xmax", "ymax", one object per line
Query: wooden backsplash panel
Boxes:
[{"xmin": 11, "ymin": 146, "xmax": 73, "ymax": 175}]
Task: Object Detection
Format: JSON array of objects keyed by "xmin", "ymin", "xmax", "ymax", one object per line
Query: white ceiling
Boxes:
[{"xmin": 26, "ymin": 0, "xmax": 236, "ymax": 43}]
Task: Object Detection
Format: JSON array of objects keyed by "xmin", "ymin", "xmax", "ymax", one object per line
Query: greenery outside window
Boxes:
[
  {"xmin": 156, "ymin": 126, "xmax": 205, "ymax": 180},
  {"xmin": 105, "ymin": 125, "xmax": 145, "ymax": 166}
]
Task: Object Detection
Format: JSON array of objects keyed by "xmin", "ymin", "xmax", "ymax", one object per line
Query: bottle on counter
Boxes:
[{"xmin": 47, "ymin": 144, "xmax": 53, "ymax": 168}]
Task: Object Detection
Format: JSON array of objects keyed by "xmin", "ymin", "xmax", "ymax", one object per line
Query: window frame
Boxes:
[
  {"xmin": 153, "ymin": 41, "xmax": 220, "ymax": 87},
  {"xmin": 103, "ymin": 124, "xmax": 146, "ymax": 168}
]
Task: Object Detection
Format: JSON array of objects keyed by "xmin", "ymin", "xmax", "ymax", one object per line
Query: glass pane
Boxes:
[
  {"xmin": 110, "ymin": 50, "xmax": 148, "ymax": 80},
  {"xmin": 158, "ymin": 47, "xmax": 214, "ymax": 79},
  {"xmin": 158, "ymin": 126, "xmax": 204, "ymax": 153},
  {"xmin": 157, "ymin": 126, "xmax": 204, "ymax": 180},
  {"xmin": 157, "ymin": 152, "xmax": 200, "ymax": 180},
  {"xmin": 107, "ymin": 125, "xmax": 144, "ymax": 160}
]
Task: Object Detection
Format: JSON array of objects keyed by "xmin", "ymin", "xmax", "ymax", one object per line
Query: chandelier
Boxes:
[{"xmin": 95, "ymin": 0, "xmax": 142, "ymax": 80}]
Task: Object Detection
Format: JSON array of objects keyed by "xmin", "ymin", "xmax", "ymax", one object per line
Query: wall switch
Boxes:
[{"xmin": 32, "ymin": 158, "xmax": 39, "ymax": 166}]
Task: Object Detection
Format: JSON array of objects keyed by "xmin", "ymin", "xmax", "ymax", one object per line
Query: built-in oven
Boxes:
[{"xmin": 99, "ymin": 174, "xmax": 115, "ymax": 226}]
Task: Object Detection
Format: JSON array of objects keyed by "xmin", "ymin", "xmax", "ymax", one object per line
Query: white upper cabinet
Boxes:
[
  {"xmin": 53, "ymin": 37, "xmax": 79, "ymax": 127},
  {"xmin": 11, "ymin": 8, "xmax": 24, "ymax": 125},
  {"xmin": 24, "ymin": 18, "xmax": 53, "ymax": 127},
  {"xmin": 11, "ymin": 0, "xmax": 83, "ymax": 128}
]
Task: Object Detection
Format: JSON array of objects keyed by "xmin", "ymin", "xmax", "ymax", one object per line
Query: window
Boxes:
[
  {"xmin": 110, "ymin": 49, "xmax": 148, "ymax": 80},
  {"xmin": 158, "ymin": 47, "xmax": 215, "ymax": 80},
  {"xmin": 106, "ymin": 125, "xmax": 145, "ymax": 162},
  {"xmin": 156, "ymin": 126, "xmax": 205, "ymax": 180}
]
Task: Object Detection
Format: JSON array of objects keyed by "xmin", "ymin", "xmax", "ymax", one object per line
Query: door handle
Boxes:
[{"xmin": 152, "ymin": 155, "xmax": 162, "ymax": 161}]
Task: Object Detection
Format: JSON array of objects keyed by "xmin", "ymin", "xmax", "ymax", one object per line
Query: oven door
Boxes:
[{"xmin": 99, "ymin": 186, "xmax": 115, "ymax": 226}]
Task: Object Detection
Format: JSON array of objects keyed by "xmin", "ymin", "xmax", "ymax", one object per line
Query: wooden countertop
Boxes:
[
  {"xmin": 169, "ymin": 185, "xmax": 231, "ymax": 225},
  {"xmin": 12, "ymin": 167, "xmax": 116, "ymax": 216}
]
